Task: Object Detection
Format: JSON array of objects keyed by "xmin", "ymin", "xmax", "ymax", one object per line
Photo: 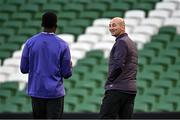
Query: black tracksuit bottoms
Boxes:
[
  {"xmin": 99, "ymin": 90, "xmax": 136, "ymax": 119},
  {"xmin": 31, "ymin": 96, "xmax": 64, "ymax": 119}
]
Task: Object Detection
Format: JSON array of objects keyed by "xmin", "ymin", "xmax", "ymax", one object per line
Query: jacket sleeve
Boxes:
[
  {"xmin": 20, "ymin": 43, "xmax": 29, "ymax": 74},
  {"xmin": 108, "ymin": 40, "xmax": 127, "ymax": 81},
  {"xmin": 61, "ymin": 46, "xmax": 72, "ymax": 79}
]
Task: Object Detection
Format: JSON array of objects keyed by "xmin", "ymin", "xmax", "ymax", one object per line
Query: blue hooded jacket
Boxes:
[{"xmin": 20, "ymin": 32, "xmax": 72, "ymax": 98}]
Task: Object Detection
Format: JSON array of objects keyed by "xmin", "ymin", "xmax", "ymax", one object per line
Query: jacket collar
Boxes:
[{"xmin": 115, "ymin": 33, "xmax": 128, "ymax": 41}]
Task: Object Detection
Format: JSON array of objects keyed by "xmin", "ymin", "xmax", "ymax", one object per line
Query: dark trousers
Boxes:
[
  {"xmin": 31, "ymin": 96, "xmax": 64, "ymax": 119},
  {"xmin": 99, "ymin": 90, "xmax": 136, "ymax": 119}
]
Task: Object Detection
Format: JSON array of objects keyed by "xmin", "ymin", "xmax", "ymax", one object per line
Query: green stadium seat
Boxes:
[
  {"xmin": 57, "ymin": 19, "xmax": 69, "ymax": 30},
  {"xmin": 110, "ymin": 2, "xmax": 131, "ymax": 12},
  {"xmin": 79, "ymin": 11, "xmax": 100, "ymax": 20},
  {"xmin": 133, "ymin": 2, "xmax": 154, "ymax": 15},
  {"xmin": 139, "ymin": 0, "xmax": 161, "ymax": 5},
  {"xmin": 86, "ymin": 3, "xmax": 107, "ymax": 12},
  {"xmin": 138, "ymin": 57, "xmax": 148, "ymax": 72},
  {"xmin": 24, "ymin": 20, "xmax": 41, "ymax": 30},
  {"xmin": 151, "ymin": 34, "xmax": 172, "ymax": 47},
  {"xmin": 93, "ymin": 64, "xmax": 108, "ymax": 77},
  {"xmin": 138, "ymin": 48, "xmax": 157, "ymax": 64},
  {"xmin": 168, "ymin": 64, "xmax": 180, "ymax": 73},
  {"xmin": 19, "ymin": 4, "xmax": 39, "ymax": 13},
  {"xmin": 64, "ymin": 103, "xmax": 73, "ymax": 112},
  {"xmin": 3, "ymin": 20, "xmax": 23, "ymax": 30},
  {"xmin": 0, "ymin": 103, "xmax": 19, "ymax": 112},
  {"xmin": 160, "ymin": 95, "xmax": 180, "ymax": 108},
  {"xmin": 0, "ymin": 27, "xmax": 15, "ymax": 38},
  {"xmin": 0, "ymin": 13, "xmax": 9, "ymax": 23},
  {"xmin": 138, "ymin": 49, "xmax": 156, "ymax": 64},
  {"xmin": 100, "ymin": 58, "xmax": 108, "ymax": 65},
  {"xmin": 176, "ymin": 104, "xmax": 180, "ymax": 112},
  {"xmin": 136, "ymin": 95, "xmax": 156, "ymax": 111},
  {"xmin": 0, "ymin": 36, "xmax": 5, "ymax": 45},
  {"xmin": 0, "ymin": 51, "xmax": 11, "ymax": 63},
  {"xmin": 160, "ymin": 71, "xmax": 179, "ymax": 86},
  {"xmin": 0, "ymin": 81, "xmax": 19, "ymax": 93},
  {"xmin": 69, "ymin": 19, "xmax": 92, "ymax": 28},
  {"xmin": 63, "ymin": 26, "xmax": 84, "ymax": 37},
  {"xmin": 144, "ymin": 87, "xmax": 166, "ymax": 102},
  {"xmin": 173, "ymin": 34, "xmax": 180, "ymax": 42},
  {"xmin": 8, "ymin": 96, "xmax": 28, "ymax": 111},
  {"xmin": 21, "ymin": 102, "xmax": 32, "ymax": 112},
  {"xmin": 64, "ymin": 95, "xmax": 79, "ymax": 112},
  {"xmin": 137, "ymin": 80, "xmax": 148, "ymax": 95},
  {"xmin": 42, "ymin": 4, "xmax": 62, "ymax": 13},
  {"xmin": 102, "ymin": 11, "xmax": 124, "ymax": 18},
  {"xmin": 0, "ymin": 5, "xmax": 17, "ymax": 14},
  {"xmin": 119, "ymin": 0, "xmax": 138, "ymax": 6},
  {"xmin": 167, "ymin": 42, "xmax": 180, "ymax": 52},
  {"xmin": 0, "ymin": 89, "xmax": 12, "ymax": 104},
  {"xmin": 58, "ymin": 11, "xmax": 77, "ymax": 20},
  {"xmin": 29, "ymin": 0, "xmax": 48, "ymax": 5},
  {"xmin": 34, "ymin": 12, "xmax": 43, "ymax": 20},
  {"xmin": 93, "ymin": 87, "xmax": 104, "ymax": 97},
  {"xmin": 86, "ymin": 50, "xmax": 104, "ymax": 63},
  {"xmin": 152, "ymin": 102, "xmax": 174, "ymax": 112},
  {"xmin": 11, "ymin": 12, "xmax": 32, "ymax": 21},
  {"xmin": 68, "ymin": 88, "xmax": 90, "ymax": 102},
  {"xmin": 6, "ymin": 0, "xmax": 26, "ymax": 6},
  {"xmin": 84, "ymin": 72, "xmax": 104, "ymax": 88},
  {"xmin": 75, "ymin": 79, "xmax": 96, "ymax": 91},
  {"xmin": 70, "ymin": 0, "xmax": 92, "ymax": 5},
  {"xmin": 159, "ymin": 49, "xmax": 178, "ymax": 64},
  {"xmin": 143, "ymin": 42, "xmax": 165, "ymax": 54},
  {"xmin": 51, "ymin": 0, "xmax": 69, "ymax": 5},
  {"xmin": 152, "ymin": 79, "xmax": 173, "ymax": 93},
  {"xmin": 8, "ymin": 35, "xmax": 28, "ymax": 45},
  {"xmin": 63, "ymin": 3, "xmax": 84, "ymax": 13},
  {"xmin": 0, "ymin": 43, "xmax": 20, "ymax": 53},
  {"xmin": 77, "ymin": 57, "xmax": 97, "ymax": 70},
  {"xmin": 16, "ymin": 90, "xmax": 31, "ymax": 103},
  {"xmin": 65, "ymin": 94, "xmax": 80, "ymax": 105},
  {"xmin": 0, "ymin": 0, "xmax": 4, "ymax": 4},
  {"xmin": 93, "ymin": 0, "xmax": 116, "ymax": 5},
  {"xmin": 73, "ymin": 65, "xmax": 89, "ymax": 77},
  {"xmin": 137, "ymin": 71, "xmax": 155, "ymax": 87},
  {"xmin": 151, "ymin": 57, "xmax": 173, "ymax": 71},
  {"xmin": 75, "ymin": 103, "xmax": 97, "ymax": 112},
  {"xmin": 84, "ymin": 95, "xmax": 102, "ymax": 107},
  {"xmin": 64, "ymin": 80, "xmax": 72, "ymax": 90},
  {"xmin": 158, "ymin": 26, "xmax": 177, "ymax": 37},
  {"xmin": 144, "ymin": 64, "xmax": 165, "ymax": 79},
  {"xmin": 18, "ymin": 28, "xmax": 38, "ymax": 37},
  {"xmin": 169, "ymin": 87, "xmax": 180, "ymax": 97},
  {"xmin": 134, "ymin": 101, "xmax": 149, "ymax": 112},
  {"xmin": 65, "ymin": 73, "xmax": 80, "ymax": 88}
]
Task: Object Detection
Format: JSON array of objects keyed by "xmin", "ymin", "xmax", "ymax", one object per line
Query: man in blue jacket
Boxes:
[
  {"xmin": 20, "ymin": 12, "xmax": 72, "ymax": 119},
  {"xmin": 99, "ymin": 17, "xmax": 138, "ymax": 119}
]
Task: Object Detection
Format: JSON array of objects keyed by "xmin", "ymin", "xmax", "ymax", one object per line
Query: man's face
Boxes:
[{"xmin": 109, "ymin": 20, "xmax": 121, "ymax": 37}]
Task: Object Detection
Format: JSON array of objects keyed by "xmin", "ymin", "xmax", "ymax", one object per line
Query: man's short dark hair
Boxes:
[{"xmin": 41, "ymin": 12, "xmax": 57, "ymax": 28}]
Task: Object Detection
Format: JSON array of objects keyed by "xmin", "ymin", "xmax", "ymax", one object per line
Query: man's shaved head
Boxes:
[
  {"xmin": 109, "ymin": 17, "xmax": 125, "ymax": 37},
  {"xmin": 111, "ymin": 17, "xmax": 125, "ymax": 26}
]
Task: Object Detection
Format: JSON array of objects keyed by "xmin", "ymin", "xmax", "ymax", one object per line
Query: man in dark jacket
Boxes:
[{"xmin": 99, "ymin": 17, "xmax": 138, "ymax": 119}]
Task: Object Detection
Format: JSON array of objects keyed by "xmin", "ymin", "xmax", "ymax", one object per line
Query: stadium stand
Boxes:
[{"xmin": 0, "ymin": 0, "xmax": 180, "ymax": 115}]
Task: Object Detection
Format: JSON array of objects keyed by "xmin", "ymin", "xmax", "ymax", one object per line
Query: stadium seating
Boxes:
[{"xmin": 1, "ymin": 0, "xmax": 180, "ymax": 114}]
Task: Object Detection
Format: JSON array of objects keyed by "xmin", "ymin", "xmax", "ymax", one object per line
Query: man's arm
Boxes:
[
  {"xmin": 20, "ymin": 43, "xmax": 29, "ymax": 74},
  {"xmin": 61, "ymin": 46, "xmax": 72, "ymax": 79}
]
